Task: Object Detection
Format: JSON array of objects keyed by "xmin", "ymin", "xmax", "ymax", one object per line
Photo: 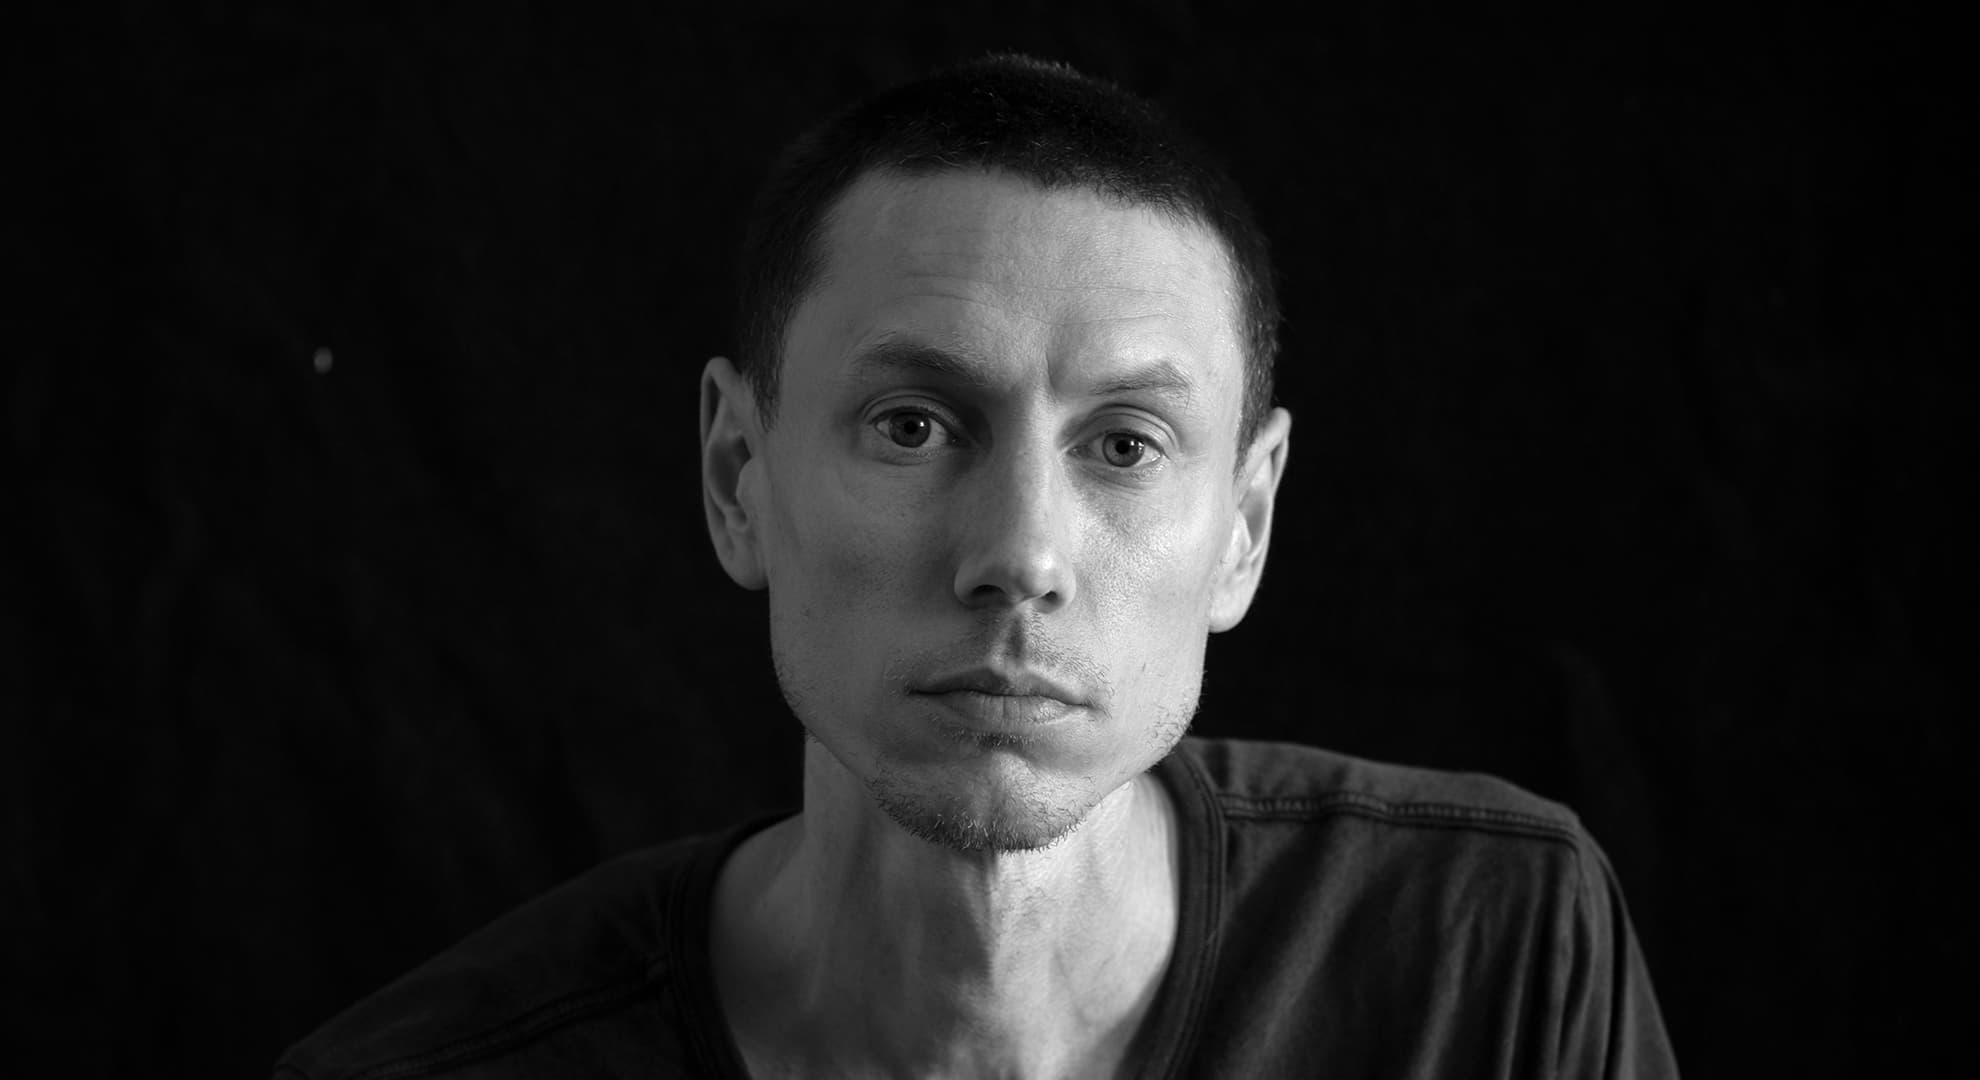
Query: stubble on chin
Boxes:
[
  {"xmin": 862, "ymin": 699, "xmax": 1195, "ymax": 856},
  {"xmin": 869, "ymin": 761, "xmax": 1086, "ymax": 854}
]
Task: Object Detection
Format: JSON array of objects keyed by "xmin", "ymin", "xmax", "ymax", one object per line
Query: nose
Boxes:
[{"xmin": 951, "ymin": 444, "xmax": 1075, "ymax": 613}]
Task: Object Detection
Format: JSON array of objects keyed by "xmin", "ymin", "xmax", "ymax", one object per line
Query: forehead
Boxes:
[{"xmin": 783, "ymin": 168, "xmax": 1245, "ymax": 414}]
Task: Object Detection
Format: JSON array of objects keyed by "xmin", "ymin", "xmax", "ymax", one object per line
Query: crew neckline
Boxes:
[{"xmin": 664, "ymin": 740, "xmax": 1224, "ymax": 1078}]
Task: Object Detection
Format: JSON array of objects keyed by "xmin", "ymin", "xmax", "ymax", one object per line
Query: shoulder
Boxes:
[
  {"xmin": 1163, "ymin": 736, "xmax": 1604, "ymax": 907},
  {"xmin": 1169, "ymin": 735, "xmax": 1583, "ymax": 842},
  {"xmin": 1162, "ymin": 744, "xmax": 1677, "ymax": 1073},
  {"xmin": 273, "ymin": 828, "xmax": 738, "ymax": 1080},
  {"xmin": 1163, "ymin": 737, "xmax": 1631, "ymax": 975}
]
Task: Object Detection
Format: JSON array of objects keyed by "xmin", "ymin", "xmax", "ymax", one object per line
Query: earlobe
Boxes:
[
  {"xmin": 1209, "ymin": 407, "xmax": 1292, "ymax": 632},
  {"xmin": 701, "ymin": 356, "xmax": 769, "ymax": 591}
]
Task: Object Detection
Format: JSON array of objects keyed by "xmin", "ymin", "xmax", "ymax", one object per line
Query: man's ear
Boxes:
[
  {"xmin": 1209, "ymin": 406, "xmax": 1292, "ymax": 632},
  {"xmin": 701, "ymin": 356, "xmax": 769, "ymax": 591}
]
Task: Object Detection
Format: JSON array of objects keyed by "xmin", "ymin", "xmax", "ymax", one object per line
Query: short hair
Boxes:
[{"xmin": 735, "ymin": 54, "xmax": 1279, "ymax": 447}]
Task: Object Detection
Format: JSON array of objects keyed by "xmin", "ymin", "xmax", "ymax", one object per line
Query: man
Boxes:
[{"xmin": 278, "ymin": 55, "xmax": 1677, "ymax": 1078}]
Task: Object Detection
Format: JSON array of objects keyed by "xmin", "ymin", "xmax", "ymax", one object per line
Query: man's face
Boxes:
[{"xmin": 719, "ymin": 168, "xmax": 1281, "ymax": 851}]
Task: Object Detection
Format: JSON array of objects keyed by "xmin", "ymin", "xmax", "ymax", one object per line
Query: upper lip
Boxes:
[{"xmin": 914, "ymin": 668, "xmax": 1084, "ymax": 705}]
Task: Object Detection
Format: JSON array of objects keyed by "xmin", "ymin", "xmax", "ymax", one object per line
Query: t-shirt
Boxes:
[{"xmin": 274, "ymin": 737, "xmax": 1679, "ymax": 1078}]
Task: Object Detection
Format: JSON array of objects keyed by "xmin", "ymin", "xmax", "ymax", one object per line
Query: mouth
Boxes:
[
  {"xmin": 908, "ymin": 668, "xmax": 1086, "ymax": 734},
  {"xmin": 914, "ymin": 668, "xmax": 1084, "ymax": 703}
]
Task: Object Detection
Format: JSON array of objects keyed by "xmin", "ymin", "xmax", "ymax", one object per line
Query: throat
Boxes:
[{"xmin": 711, "ymin": 771, "xmax": 1182, "ymax": 1079}]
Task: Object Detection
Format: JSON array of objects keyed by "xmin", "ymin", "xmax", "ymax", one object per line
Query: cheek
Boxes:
[
  {"xmin": 1079, "ymin": 482, "xmax": 1229, "ymax": 707},
  {"xmin": 761, "ymin": 457, "xmax": 935, "ymax": 674},
  {"xmin": 1086, "ymin": 481, "xmax": 1229, "ymax": 627}
]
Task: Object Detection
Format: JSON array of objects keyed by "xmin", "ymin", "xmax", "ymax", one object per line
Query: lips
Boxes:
[
  {"xmin": 914, "ymin": 668, "xmax": 1084, "ymax": 704},
  {"xmin": 909, "ymin": 668, "xmax": 1086, "ymax": 732}
]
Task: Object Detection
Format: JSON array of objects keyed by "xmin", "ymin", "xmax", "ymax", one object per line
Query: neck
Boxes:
[{"xmin": 713, "ymin": 741, "xmax": 1180, "ymax": 1079}]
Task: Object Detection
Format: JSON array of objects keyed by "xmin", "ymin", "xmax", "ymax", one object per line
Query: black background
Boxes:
[{"xmin": 10, "ymin": 2, "xmax": 1971, "ymax": 1076}]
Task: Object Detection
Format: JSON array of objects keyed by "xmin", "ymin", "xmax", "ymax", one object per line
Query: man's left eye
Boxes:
[{"xmin": 1095, "ymin": 431, "xmax": 1158, "ymax": 468}]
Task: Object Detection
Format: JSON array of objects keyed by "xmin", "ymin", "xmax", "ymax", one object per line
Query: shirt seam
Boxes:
[
  {"xmin": 670, "ymin": 824, "xmax": 740, "ymax": 1074},
  {"xmin": 1146, "ymin": 746, "xmax": 1225, "ymax": 1080},
  {"xmin": 1217, "ymin": 792, "xmax": 1580, "ymax": 843},
  {"xmin": 670, "ymin": 815, "xmax": 789, "ymax": 1077}
]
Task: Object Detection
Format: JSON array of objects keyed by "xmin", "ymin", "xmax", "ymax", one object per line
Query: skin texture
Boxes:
[{"xmin": 700, "ymin": 168, "xmax": 1291, "ymax": 1078}]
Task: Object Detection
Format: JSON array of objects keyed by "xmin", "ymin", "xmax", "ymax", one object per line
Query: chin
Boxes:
[
  {"xmin": 866, "ymin": 721, "xmax": 1191, "ymax": 854},
  {"xmin": 873, "ymin": 783, "xmax": 1091, "ymax": 854},
  {"xmin": 860, "ymin": 747, "xmax": 1103, "ymax": 854}
]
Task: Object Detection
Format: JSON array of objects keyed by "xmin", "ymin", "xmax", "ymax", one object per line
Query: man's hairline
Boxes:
[{"xmin": 748, "ymin": 162, "xmax": 1262, "ymax": 454}]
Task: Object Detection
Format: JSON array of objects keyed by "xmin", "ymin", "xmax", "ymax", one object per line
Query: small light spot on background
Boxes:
[{"xmin": 312, "ymin": 346, "xmax": 334, "ymax": 374}]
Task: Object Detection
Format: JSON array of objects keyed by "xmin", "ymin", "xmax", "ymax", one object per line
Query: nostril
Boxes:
[
  {"xmin": 961, "ymin": 569, "xmax": 1067, "ymax": 611},
  {"xmin": 950, "ymin": 467, "xmax": 1074, "ymax": 609},
  {"xmin": 969, "ymin": 582, "xmax": 1059, "ymax": 603}
]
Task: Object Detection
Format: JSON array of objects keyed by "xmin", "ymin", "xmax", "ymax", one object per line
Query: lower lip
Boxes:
[{"xmin": 914, "ymin": 691, "xmax": 1080, "ymax": 733}]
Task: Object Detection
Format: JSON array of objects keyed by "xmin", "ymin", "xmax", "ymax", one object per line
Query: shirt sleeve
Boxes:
[{"xmin": 1557, "ymin": 836, "xmax": 1681, "ymax": 1079}]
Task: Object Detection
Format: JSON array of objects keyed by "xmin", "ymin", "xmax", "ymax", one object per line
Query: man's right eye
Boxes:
[{"xmin": 882, "ymin": 409, "xmax": 936, "ymax": 448}]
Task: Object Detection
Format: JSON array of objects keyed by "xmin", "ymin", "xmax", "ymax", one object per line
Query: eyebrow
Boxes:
[
  {"xmin": 1086, "ymin": 358, "xmax": 1198, "ymax": 401},
  {"xmin": 844, "ymin": 338, "xmax": 1202, "ymax": 405},
  {"xmin": 844, "ymin": 339, "xmax": 997, "ymax": 386}
]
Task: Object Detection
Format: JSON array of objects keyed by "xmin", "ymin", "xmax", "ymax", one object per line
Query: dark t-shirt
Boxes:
[{"xmin": 275, "ymin": 738, "xmax": 1679, "ymax": 1078}]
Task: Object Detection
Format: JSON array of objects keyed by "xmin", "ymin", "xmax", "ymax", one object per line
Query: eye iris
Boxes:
[
  {"xmin": 1103, "ymin": 433, "xmax": 1147, "ymax": 467},
  {"xmin": 887, "ymin": 412, "xmax": 933, "ymax": 448}
]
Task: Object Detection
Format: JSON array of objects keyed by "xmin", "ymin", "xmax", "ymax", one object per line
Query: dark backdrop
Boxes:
[{"xmin": 10, "ymin": 2, "xmax": 1970, "ymax": 1076}]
